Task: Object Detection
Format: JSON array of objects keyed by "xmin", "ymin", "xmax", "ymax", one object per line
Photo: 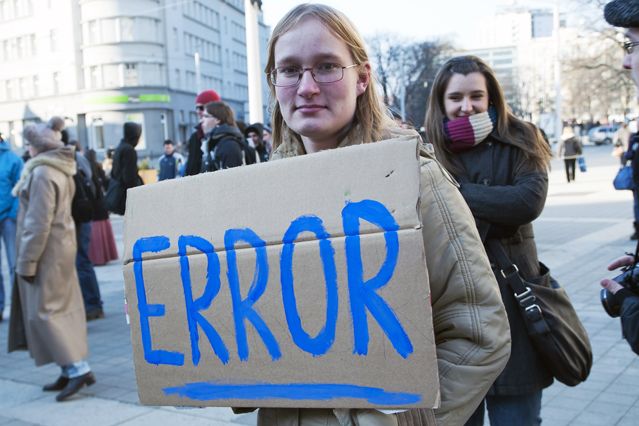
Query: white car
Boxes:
[{"xmin": 588, "ymin": 125, "xmax": 619, "ymax": 145}]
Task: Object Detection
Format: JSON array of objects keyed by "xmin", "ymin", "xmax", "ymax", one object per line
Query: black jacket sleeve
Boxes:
[
  {"xmin": 459, "ymin": 164, "xmax": 548, "ymax": 227},
  {"xmin": 185, "ymin": 128, "xmax": 203, "ymax": 176},
  {"xmin": 215, "ymin": 139, "xmax": 244, "ymax": 169},
  {"xmin": 120, "ymin": 145, "xmax": 139, "ymax": 189},
  {"xmin": 618, "ymin": 289, "xmax": 639, "ymax": 355}
]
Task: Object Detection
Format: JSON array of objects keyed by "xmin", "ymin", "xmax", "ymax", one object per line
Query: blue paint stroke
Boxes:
[
  {"xmin": 178, "ymin": 235, "xmax": 229, "ymax": 365},
  {"xmin": 133, "ymin": 236, "xmax": 185, "ymax": 366},
  {"xmin": 342, "ymin": 200, "xmax": 413, "ymax": 358},
  {"xmin": 281, "ymin": 215, "xmax": 338, "ymax": 356},
  {"xmin": 163, "ymin": 382, "xmax": 421, "ymax": 405},
  {"xmin": 225, "ymin": 228, "xmax": 281, "ymax": 361}
]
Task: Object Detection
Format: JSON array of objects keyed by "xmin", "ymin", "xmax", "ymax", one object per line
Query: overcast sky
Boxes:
[{"xmin": 261, "ymin": 0, "xmax": 604, "ymax": 48}]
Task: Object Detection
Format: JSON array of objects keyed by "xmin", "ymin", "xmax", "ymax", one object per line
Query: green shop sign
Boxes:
[{"xmin": 88, "ymin": 94, "xmax": 171, "ymax": 104}]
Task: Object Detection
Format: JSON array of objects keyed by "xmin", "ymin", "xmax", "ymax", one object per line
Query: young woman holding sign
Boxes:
[
  {"xmin": 252, "ymin": 4, "xmax": 511, "ymax": 425},
  {"xmin": 424, "ymin": 56, "xmax": 553, "ymax": 425}
]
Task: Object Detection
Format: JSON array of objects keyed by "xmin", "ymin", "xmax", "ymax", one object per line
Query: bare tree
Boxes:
[{"xmin": 367, "ymin": 35, "xmax": 452, "ymax": 128}]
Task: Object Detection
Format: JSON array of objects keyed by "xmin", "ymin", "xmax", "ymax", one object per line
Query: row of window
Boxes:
[
  {"xmin": 0, "ymin": 73, "xmax": 60, "ymax": 102},
  {"xmin": 184, "ymin": 32, "xmax": 221, "ymax": 63},
  {"xmin": 0, "ymin": 0, "xmax": 32, "ymax": 21},
  {"xmin": 175, "ymin": 69, "xmax": 222, "ymax": 94},
  {"xmin": 232, "ymin": 52, "xmax": 247, "ymax": 73},
  {"xmin": 86, "ymin": 63, "xmax": 166, "ymax": 90},
  {"xmin": 183, "ymin": 0, "xmax": 220, "ymax": 29},
  {"xmin": 83, "ymin": 17, "xmax": 161, "ymax": 46}
]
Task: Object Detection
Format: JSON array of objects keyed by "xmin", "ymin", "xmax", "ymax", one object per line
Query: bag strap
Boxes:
[{"xmin": 486, "ymin": 239, "xmax": 550, "ymax": 335}]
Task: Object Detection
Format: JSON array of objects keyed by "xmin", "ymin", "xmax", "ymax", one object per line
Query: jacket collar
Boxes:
[{"xmin": 12, "ymin": 146, "xmax": 76, "ymax": 196}]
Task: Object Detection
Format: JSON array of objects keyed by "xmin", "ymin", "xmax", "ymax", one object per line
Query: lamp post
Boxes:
[
  {"xmin": 553, "ymin": 0, "xmax": 562, "ymax": 143},
  {"xmin": 244, "ymin": 0, "xmax": 264, "ymax": 123}
]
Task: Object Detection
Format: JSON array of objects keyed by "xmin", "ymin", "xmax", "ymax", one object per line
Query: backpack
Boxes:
[{"xmin": 72, "ymin": 169, "xmax": 95, "ymax": 223}]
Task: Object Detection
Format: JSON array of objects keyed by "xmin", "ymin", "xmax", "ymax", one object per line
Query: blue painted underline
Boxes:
[{"xmin": 163, "ymin": 382, "xmax": 421, "ymax": 405}]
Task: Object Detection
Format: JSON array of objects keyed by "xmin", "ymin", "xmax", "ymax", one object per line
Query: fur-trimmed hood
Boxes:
[{"xmin": 12, "ymin": 146, "xmax": 76, "ymax": 196}]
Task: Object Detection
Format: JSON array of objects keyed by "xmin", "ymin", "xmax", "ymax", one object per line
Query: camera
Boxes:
[{"xmin": 601, "ymin": 263, "xmax": 639, "ymax": 317}]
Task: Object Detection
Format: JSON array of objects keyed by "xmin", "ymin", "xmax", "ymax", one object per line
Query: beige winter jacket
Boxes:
[
  {"xmin": 8, "ymin": 146, "xmax": 88, "ymax": 367},
  {"xmin": 255, "ymin": 127, "xmax": 511, "ymax": 425}
]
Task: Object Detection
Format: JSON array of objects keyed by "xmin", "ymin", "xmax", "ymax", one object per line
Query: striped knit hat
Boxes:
[
  {"xmin": 443, "ymin": 107, "xmax": 497, "ymax": 153},
  {"xmin": 604, "ymin": 1, "xmax": 639, "ymax": 28}
]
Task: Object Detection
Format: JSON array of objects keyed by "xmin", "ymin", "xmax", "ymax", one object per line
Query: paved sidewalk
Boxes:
[{"xmin": 1, "ymin": 144, "xmax": 638, "ymax": 425}]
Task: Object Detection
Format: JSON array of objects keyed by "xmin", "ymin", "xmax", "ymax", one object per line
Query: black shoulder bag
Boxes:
[{"xmin": 486, "ymin": 239, "xmax": 593, "ymax": 386}]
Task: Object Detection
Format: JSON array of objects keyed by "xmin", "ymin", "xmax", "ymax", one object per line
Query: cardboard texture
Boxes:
[{"xmin": 123, "ymin": 136, "xmax": 440, "ymax": 409}]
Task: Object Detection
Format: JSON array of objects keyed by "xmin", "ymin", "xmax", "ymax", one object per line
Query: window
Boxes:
[
  {"xmin": 122, "ymin": 63, "xmax": 137, "ymax": 86},
  {"xmin": 32, "ymin": 74, "xmax": 38, "ymax": 96},
  {"xmin": 174, "ymin": 68, "xmax": 181, "ymax": 90},
  {"xmin": 90, "ymin": 65, "xmax": 100, "ymax": 89},
  {"xmin": 5, "ymin": 80, "xmax": 13, "ymax": 100},
  {"xmin": 29, "ymin": 34, "xmax": 35, "ymax": 56},
  {"xmin": 52, "ymin": 71, "xmax": 60, "ymax": 94},
  {"xmin": 103, "ymin": 64, "xmax": 119, "ymax": 88},
  {"xmin": 88, "ymin": 20, "xmax": 99, "ymax": 44},
  {"xmin": 50, "ymin": 29, "xmax": 58, "ymax": 51},
  {"xmin": 101, "ymin": 18, "xmax": 117, "ymax": 43},
  {"xmin": 120, "ymin": 17, "xmax": 134, "ymax": 41}
]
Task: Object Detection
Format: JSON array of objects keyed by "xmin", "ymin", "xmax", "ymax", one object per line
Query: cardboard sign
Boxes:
[{"xmin": 123, "ymin": 136, "xmax": 440, "ymax": 409}]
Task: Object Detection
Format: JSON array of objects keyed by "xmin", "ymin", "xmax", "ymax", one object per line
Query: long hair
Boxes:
[
  {"xmin": 205, "ymin": 101, "xmax": 237, "ymax": 127},
  {"xmin": 424, "ymin": 55, "xmax": 552, "ymax": 175},
  {"xmin": 265, "ymin": 3, "xmax": 393, "ymax": 150}
]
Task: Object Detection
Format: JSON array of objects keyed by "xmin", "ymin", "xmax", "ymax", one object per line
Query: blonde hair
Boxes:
[
  {"xmin": 265, "ymin": 3, "xmax": 393, "ymax": 150},
  {"xmin": 424, "ymin": 55, "xmax": 551, "ymax": 175}
]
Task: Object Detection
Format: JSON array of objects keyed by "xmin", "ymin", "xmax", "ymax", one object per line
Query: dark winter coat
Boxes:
[
  {"xmin": 611, "ymin": 289, "xmax": 639, "ymax": 355},
  {"xmin": 454, "ymin": 132, "xmax": 553, "ymax": 395},
  {"xmin": 185, "ymin": 123, "xmax": 205, "ymax": 176},
  {"xmin": 201, "ymin": 124, "xmax": 250, "ymax": 172}
]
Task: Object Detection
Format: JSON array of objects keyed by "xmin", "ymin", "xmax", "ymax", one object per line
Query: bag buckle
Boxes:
[
  {"xmin": 500, "ymin": 264, "xmax": 519, "ymax": 278},
  {"xmin": 524, "ymin": 303, "xmax": 543, "ymax": 321}
]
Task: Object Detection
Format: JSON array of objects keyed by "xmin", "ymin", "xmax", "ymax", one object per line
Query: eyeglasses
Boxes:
[
  {"xmin": 624, "ymin": 41, "xmax": 639, "ymax": 54},
  {"xmin": 269, "ymin": 63, "xmax": 359, "ymax": 87},
  {"xmin": 195, "ymin": 105, "xmax": 204, "ymax": 112}
]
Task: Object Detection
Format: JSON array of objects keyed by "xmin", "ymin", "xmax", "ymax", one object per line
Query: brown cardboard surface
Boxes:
[{"xmin": 123, "ymin": 136, "xmax": 440, "ymax": 408}]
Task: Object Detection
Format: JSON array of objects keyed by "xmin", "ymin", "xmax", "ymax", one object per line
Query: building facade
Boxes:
[{"xmin": 0, "ymin": 0, "xmax": 270, "ymax": 158}]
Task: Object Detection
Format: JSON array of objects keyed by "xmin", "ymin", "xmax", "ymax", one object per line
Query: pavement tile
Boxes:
[
  {"xmin": 2, "ymin": 396, "xmax": 152, "ymax": 426},
  {"xmin": 118, "ymin": 410, "xmax": 233, "ymax": 426},
  {"xmin": 0, "ymin": 380, "xmax": 48, "ymax": 409}
]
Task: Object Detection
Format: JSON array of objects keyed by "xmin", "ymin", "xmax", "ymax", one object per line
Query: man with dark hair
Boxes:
[
  {"xmin": 185, "ymin": 89, "xmax": 221, "ymax": 176},
  {"xmin": 245, "ymin": 123, "xmax": 270, "ymax": 163},
  {"xmin": 601, "ymin": 0, "xmax": 639, "ymax": 355},
  {"xmin": 157, "ymin": 140, "xmax": 184, "ymax": 181}
]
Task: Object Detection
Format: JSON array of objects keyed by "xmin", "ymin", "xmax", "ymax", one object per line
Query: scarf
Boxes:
[
  {"xmin": 12, "ymin": 149, "xmax": 76, "ymax": 196},
  {"xmin": 444, "ymin": 106, "xmax": 497, "ymax": 153}
]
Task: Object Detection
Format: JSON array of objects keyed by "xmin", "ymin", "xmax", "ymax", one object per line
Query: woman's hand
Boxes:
[{"xmin": 601, "ymin": 255, "xmax": 634, "ymax": 294}]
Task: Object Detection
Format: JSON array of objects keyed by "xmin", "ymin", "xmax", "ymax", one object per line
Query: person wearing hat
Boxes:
[
  {"xmin": 8, "ymin": 123, "xmax": 96, "ymax": 401},
  {"xmin": 185, "ymin": 89, "xmax": 221, "ymax": 176},
  {"xmin": 0, "ymin": 131, "xmax": 22, "ymax": 322},
  {"xmin": 244, "ymin": 122, "xmax": 270, "ymax": 162},
  {"xmin": 599, "ymin": 0, "xmax": 639, "ymax": 356}
]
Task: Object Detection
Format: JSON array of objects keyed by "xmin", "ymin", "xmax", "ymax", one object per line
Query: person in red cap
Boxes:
[{"xmin": 185, "ymin": 89, "xmax": 221, "ymax": 176}]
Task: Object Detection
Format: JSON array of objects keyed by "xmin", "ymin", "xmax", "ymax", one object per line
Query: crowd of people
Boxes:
[{"xmin": 0, "ymin": 1, "xmax": 638, "ymax": 424}]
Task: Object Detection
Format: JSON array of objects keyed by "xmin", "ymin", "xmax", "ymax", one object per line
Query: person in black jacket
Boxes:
[
  {"xmin": 424, "ymin": 55, "xmax": 553, "ymax": 426},
  {"xmin": 601, "ymin": 255, "xmax": 639, "ymax": 355},
  {"xmin": 185, "ymin": 89, "xmax": 221, "ymax": 176},
  {"xmin": 245, "ymin": 122, "xmax": 270, "ymax": 162},
  {"xmin": 109, "ymin": 122, "xmax": 143, "ymax": 214},
  {"xmin": 200, "ymin": 101, "xmax": 255, "ymax": 172}
]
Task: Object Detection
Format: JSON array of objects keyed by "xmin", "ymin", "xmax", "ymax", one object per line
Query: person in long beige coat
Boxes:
[
  {"xmin": 8, "ymin": 123, "xmax": 96, "ymax": 402},
  {"xmin": 241, "ymin": 4, "xmax": 511, "ymax": 426}
]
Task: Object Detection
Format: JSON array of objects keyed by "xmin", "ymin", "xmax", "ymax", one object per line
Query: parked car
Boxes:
[{"xmin": 588, "ymin": 125, "xmax": 619, "ymax": 145}]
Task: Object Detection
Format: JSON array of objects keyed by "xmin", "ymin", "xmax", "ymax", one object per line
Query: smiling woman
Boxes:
[{"xmin": 425, "ymin": 55, "xmax": 553, "ymax": 426}]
